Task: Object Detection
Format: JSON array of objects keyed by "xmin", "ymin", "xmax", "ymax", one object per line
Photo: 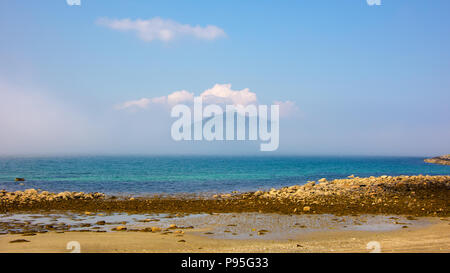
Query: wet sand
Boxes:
[
  {"xmin": 1, "ymin": 215, "xmax": 448, "ymax": 253},
  {"xmin": 0, "ymin": 211, "xmax": 429, "ymax": 236}
]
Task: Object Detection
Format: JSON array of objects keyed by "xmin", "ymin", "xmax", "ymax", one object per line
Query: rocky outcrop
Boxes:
[
  {"xmin": 1, "ymin": 175, "xmax": 449, "ymax": 216},
  {"xmin": 0, "ymin": 189, "xmax": 105, "ymax": 206},
  {"xmin": 424, "ymin": 155, "xmax": 450, "ymax": 166},
  {"xmin": 245, "ymin": 175, "xmax": 450, "ymax": 201},
  {"xmin": 237, "ymin": 175, "xmax": 450, "ymax": 216}
]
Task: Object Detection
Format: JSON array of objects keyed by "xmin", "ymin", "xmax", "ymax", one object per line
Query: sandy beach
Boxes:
[
  {"xmin": 1, "ymin": 216, "xmax": 448, "ymax": 253},
  {"xmin": 1, "ymin": 175, "xmax": 449, "ymax": 253}
]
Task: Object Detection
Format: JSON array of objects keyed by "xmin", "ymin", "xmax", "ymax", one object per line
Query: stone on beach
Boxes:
[
  {"xmin": 9, "ymin": 239, "xmax": 30, "ymax": 243},
  {"xmin": 113, "ymin": 226, "xmax": 127, "ymax": 231},
  {"xmin": 151, "ymin": 227, "xmax": 162, "ymax": 232}
]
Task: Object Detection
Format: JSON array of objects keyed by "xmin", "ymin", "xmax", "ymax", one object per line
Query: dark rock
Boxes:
[{"xmin": 9, "ymin": 239, "xmax": 29, "ymax": 243}]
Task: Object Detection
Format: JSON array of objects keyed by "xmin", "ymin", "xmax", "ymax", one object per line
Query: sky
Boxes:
[{"xmin": 0, "ymin": 0, "xmax": 449, "ymax": 156}]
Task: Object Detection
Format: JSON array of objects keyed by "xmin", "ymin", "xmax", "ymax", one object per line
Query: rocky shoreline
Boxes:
[
  {"xmin": 1, "ymin": 175, "xmax": 449, "ymax": 217},
  {"xmin": 424, "ymin": 155, "xmax": 450, "ymax": 166}
]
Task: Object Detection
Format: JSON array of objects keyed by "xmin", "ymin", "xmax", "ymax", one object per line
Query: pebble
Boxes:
[
  {"xmin": 113, "ymin": 226, "xmax": 127, "ymax": 231},
  {"xmin": 9, "ymin": 239, "xmax": 30, "ymax": 243},
  {"xmin": 151, "ymin": 227, "xmax": 161, "ymax": 232}
]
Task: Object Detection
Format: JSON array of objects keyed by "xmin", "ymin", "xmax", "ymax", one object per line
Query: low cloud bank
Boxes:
[
  {"xmin": 97, "ymin": 17, "xmax": 226, "ymax": 42},
  {"xmin": 117, "ymin": 83, "xmax": 298, "ymax": 118}
]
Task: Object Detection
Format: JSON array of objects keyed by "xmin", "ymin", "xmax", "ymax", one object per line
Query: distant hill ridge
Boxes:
[{"xmin": 424, "ymin": 155, "xmax": 450, "ymax": 166}]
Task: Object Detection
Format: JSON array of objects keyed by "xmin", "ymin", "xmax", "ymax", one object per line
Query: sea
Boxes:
[{"xmin": 0, "ymin": 156, "xmax": 449, "ymax": 196}]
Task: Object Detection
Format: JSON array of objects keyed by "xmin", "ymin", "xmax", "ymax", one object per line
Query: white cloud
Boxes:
[
  {"xmin": 117, "ymin": 84, "xmax": 259, "ymax": 111},
  {"xmin": 200, "ymin": 84, "xmax": 257, "ymax": 106},
  {"xmin": 117, "ymin": 84, "xmax": 298, "ymax": 118},
  {"xmin": 116, "ymin": 98, "xmax": 151, "ymax": 110},
  {"xmin": 168, "ymin": 90, "xmax": 195, "ymax": 105},
  {"xmin": 117, "ymin": 90, "xmax": 194, "ymax": 110},
  {"xmin": 273, "ymin": 100, "xmax": 300, "ymax": 118},
  {"xmin": 97, "ymin": 17, "xmax": 226, "ymax": 42}
]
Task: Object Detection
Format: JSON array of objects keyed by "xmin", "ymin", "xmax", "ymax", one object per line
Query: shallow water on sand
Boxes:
[
  {"xmin": 0, "ymin": 212, "xmax": 430, "ymax": 240},
  {"xmin": 171, "ymin": 213, "xmax": 429, "ymax": 240}
]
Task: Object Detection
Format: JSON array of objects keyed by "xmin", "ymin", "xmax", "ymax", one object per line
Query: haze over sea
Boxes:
[{"xmin": 1, "ymin": 156, "xmax": 449, "ymax": 195}]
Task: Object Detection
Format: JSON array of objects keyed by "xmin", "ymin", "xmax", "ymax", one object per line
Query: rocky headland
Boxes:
[{"xmin": 424, "ymin": 155, "xmax": 450, "ymax": 166}]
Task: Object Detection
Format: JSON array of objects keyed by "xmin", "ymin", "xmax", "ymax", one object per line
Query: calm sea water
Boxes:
[{"xmin": 0, "ymin": 156, "xmax": 449, "ymax": 195}]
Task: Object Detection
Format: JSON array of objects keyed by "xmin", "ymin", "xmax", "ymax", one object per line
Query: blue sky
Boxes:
[{"xmin": 0, "ymin": 0, "xmax": 449, "ymax": 156}]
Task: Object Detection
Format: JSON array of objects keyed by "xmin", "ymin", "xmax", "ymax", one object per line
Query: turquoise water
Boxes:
[{"xmin": 0, "ymin": 156, "xmax": 449, "ymax": 195}]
